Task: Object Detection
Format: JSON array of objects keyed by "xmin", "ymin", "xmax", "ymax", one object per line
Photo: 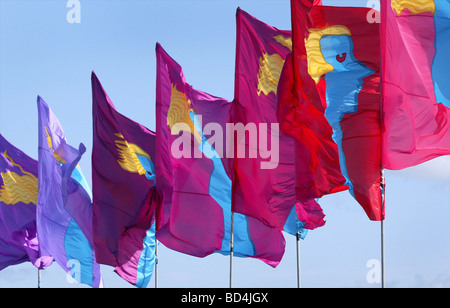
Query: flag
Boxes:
[
  {"xmin": 156, "ymin": 43, "xmax": 286, "ymax": 267},
  {"xmin": 92, "ymin": 71, "xmax": 157, "ymax": 288},
  {"xmin": 279, "ymin": 0, "xmax": 348, "ymax": 204},
  {"xmin": 233, "ymin": 8, "xmax": 314, "ymax": 233},
  {"xmin": 278, "ymin": 53, "xmax": 328, "ymax": 230},
  {"xmin": 285, "ymin": 1, "xmax": 384, "ymax": 221},
  {"xmin": 0, "ymin": 134, "xmax": 52, "ymax": 270},
  {"xmin": 381, "ymin": 0, "xmax": 450, "ymax": 169},
  {"xmin": 37, "ymin": 96, "xmax": 102, "ymax": 287}
]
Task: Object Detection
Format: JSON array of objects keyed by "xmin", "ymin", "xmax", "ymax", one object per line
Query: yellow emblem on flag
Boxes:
[
  {"xmin": 114, "ymin": 133, "xmax": 151, "ymax": 176},
  {"xmin": 0, "ymin": 151, "xmax": 38, "ymax": 205},
  {"xmin": 257, "ymin": 52, "xmax": 285, "ymax": 96},
  {"xmin": 167, "ymin": 84, "xmax": 202, "ymax": 144},
  {"xmin": 391, "ymin": 0, "xmax": 436, "ymax": 16},
  {"xmin": 305, "ymin": 25, "xmax": 352, "ymax": 84},
  {"xmin": 257, "ymin": 35, "xmax": 292, "ymax": 96},
  {"xmin": 45, "ymin": 126, "xmax": 67, "ymax": 164},
  {"xmin": 274, "ymin": 35, "xmax": 292, "ymax": 51}
]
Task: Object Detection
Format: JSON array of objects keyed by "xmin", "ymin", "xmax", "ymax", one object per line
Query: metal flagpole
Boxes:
[
  {"xmin": 296, "ymin": 231, "xmax": 301, "ymax": 288},
  {"xmin": 229, "ymin": 211, "xmax": 234, "ymax": 288},
  {"xmin": 38, "ymin": 269, "xmax": 41, "ymax": 288},
  {"xmin": 155, "ymin": 238, "xmax": 158, "ymax": 288},
  {"xmin": 381, "ymin": 220, "xmax": 385, "ymax": 288}
]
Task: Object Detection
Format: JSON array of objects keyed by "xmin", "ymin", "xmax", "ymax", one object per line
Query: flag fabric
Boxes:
[
  {"xmin": 381, "ymin": 0, "xmax": 450, "ymax": 170},
  {"xmin": 92, "ymin": 71, "xmax": 157, "ymax": 288},
  {"xmin": 277, "ymin": 53, "xmax": 328, "ymax": 230},
  {"xmin": 37, "ymin": 96, "xmax": 102, "ymax": 287},
  {"xmin": 279, "ymin": 0, "xmax": 348, "ymax": 204},
  {"xmin": 233, "ymin": 8, "xmax": 314, "ymax": 233},
  {"xmin": 156, "ymin": 43, "xmax": 286, "ymax": 267},
  {"xmin": 285, "ymin": 1, "xmax": 384, "ymax": 221},
  {"xmin": 0, "ymin": 134, "xmax": 52, "ymax": 270}
]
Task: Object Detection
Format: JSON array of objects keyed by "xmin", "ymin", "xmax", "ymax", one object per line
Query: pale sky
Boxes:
[{"xmin": 0, "ymin": 0, "xmax": 448, "ymax": 288}]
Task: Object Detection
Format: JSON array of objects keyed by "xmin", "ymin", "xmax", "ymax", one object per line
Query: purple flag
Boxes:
[
  {"xmin": 37, "ymin": 96, "xmax": 102, "ymax": 288},
  {"xmin": 0, "ymin": 134, "xmax": 52, "ymax": 270},
  {"xmin": 156, "ymin": 43, "xmax": 286, "ymax": 267},
  {"xmin": 92, "ymin": 72, "xmax": 157, "ymax": 287}
]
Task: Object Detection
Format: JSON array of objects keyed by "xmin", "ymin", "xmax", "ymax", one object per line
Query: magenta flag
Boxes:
[
  {"xmin": 92, "ymin": 72, "xmax": 157, "ymax": 287},
  {"xmin": 234, "ymin": 8, "xmax": 293, "ymax": 229},
  {"xmin": 381, "ymin": 0, "xmax": 450, "ymax": 169},
  {"xmin": 156, "ymin": 43, "xmax": 285, "ymax": 267},
  {"xmin": 0, "ymin": 134, "xmax": 52, "ymax": 270},
  {"xmin": 233, "ymin": 8, "xmax": 324, "ymax": 231}
]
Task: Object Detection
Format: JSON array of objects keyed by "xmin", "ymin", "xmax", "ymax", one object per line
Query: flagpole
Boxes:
[
  {"xmin": 229, "ymin": 211, "xmax": 234, "ymax": 288},
  {"xmin": 296, "ymin": 231, "xmax": 301, "ymax": 288},
  {"xmin": 38, "ymin": 269, "xmax": 41, "ymax": 288},
  {"xmin": 381, "ymin": 219, "xmax": 385, "ymax": 288},
  {"xmin": 380, "ymin": 168, "xmax": 386, "ymax": 288},
  {"xmin": 155, "ymin": 238, "xmax": 158, "ymax": 288}
]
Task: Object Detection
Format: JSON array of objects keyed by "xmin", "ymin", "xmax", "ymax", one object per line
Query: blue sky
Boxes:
[{"xmin": 0, "ymin": 0, "xmax": 448, "ymax": 288}]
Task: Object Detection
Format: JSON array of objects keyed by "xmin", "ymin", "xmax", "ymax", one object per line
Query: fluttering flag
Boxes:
[
  {"xmin": 0, "ymin": 134, "xmax": 52, "ymax": 270},
  {"xmin": 278, "ymin": 0, "xmax": 348, "ymax": 206},
  {"xmin": 277, "ymin": 53, "xmax": 329, "ymax": 230},
  {"xmin": 37, "ymin": 96, "xmax": 102, "ymax": 287},
  {"xmin": 234, "ymin": 8, "xmax": 312, "ymax": 234},
  {"xmin": 381, "ymin": 0, "xmax": 450, "ymax": 169},
  {"xmin": 284, "ymin": 0, "xmax": 384, "ymax": 221},
  {"xmin": 92, "ymin": 71, "xmax": 157, "ymax": 288},
  {"xmin": 156, "ymin": 43, "xmax": 286, "ymax": 267}
]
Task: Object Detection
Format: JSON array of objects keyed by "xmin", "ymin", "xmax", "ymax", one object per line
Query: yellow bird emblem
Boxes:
[{"xmin": 0, "ymin": 150, "xmax": 38, "ymax": 205}]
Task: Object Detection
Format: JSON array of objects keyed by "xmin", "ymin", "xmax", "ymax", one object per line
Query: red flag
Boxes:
[
  {"xmin": 279, "ymin": 0, "xmax": 348, "ymax": 203},
  {"xmin": 283, "ymin": 1, "xmax": 384, "ymax": 221}
]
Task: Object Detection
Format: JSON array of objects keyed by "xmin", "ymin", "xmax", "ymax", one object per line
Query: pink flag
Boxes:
[{"xmin": 381, "ymin": 0, "xmax": 450, "ymax": 169}]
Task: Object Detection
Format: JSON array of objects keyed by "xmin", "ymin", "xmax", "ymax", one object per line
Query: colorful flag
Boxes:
[
  {"xmin": 285, "ymin": 1, "xmax": 384, "ymax": 221},
  {"xmin": 233, "ymin": 8, "xmax": 315, "ymax": 233},
  {"xmin": 37, "ymin": 96, "xmax": 102, "ymax": 287},
  {"xmin": 381, "ymin": 0, "xmax": 450, "ymax": 169},
  {"xmin": 278, "ymin": 53, "xmax": 327, "ymax": 230},
  {"xmin": 156, "ymin": 43, "xmax": 286, "ymax": 267},
  {"xmin": 279, "ymin": 0, "xmax": 348, "ymax": 205},
  {"xmin": 0, "ymin": 134, "xmax": 52, "ymax": 270},
  {"xmin": 92, "ymin": 72, "xmax": 157, "ymax": 288}
]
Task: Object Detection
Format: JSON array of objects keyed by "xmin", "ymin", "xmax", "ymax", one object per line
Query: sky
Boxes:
[{"xmin": 0, "ymin": 0, "xmax": 449, "ymax": 288}]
